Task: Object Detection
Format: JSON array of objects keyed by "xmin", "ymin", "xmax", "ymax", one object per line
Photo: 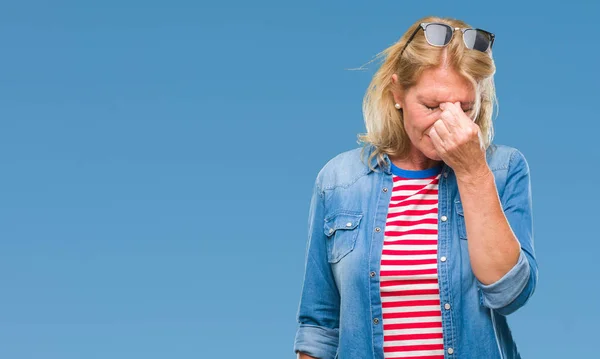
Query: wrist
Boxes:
[{"xmin": 455, "ymin": 165, "xmax": 493, "ymax": 185}]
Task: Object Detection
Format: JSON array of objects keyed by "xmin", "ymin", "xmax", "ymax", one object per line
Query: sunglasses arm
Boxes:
[{"xmin": 398, "ymin": 23, "xmax": 424, "ymax": 58}]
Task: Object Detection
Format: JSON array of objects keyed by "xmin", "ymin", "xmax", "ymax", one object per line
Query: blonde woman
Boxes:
[{"xmin": 293, "ymin": 16, "xmax": 538, "ymax": 359}]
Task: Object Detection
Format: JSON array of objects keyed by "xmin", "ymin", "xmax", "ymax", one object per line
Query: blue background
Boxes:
[{"xmin": 1, "ymin": 0, "xmax": 597, "ymax": 358}]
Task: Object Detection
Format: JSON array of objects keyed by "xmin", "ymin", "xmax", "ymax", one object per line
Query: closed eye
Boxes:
[{"xmin": 425, "ymin": 105, "xmax": 439, "ymax": 111}]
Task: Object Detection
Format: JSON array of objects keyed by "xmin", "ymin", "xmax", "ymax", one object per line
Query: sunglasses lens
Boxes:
[
  {"xmin": 463, "ymin": 29, "xmax": 491, "ymax": 52},
  {"xmin": 424, "ymin": 24, "xmax": 453, "ymax": 46}
]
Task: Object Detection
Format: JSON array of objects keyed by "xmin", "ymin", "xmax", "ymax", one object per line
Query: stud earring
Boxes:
[{"xmin": 394, "ymin": 103, "xmax": 401, "ymax": 110}]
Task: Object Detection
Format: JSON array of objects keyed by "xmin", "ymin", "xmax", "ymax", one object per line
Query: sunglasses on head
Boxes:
[{"xmin": 399, "ymin": 22, "xmax": 495, "ymax": 58}]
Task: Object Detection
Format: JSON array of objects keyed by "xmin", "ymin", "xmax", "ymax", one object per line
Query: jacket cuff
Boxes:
[
  {"xmin": 477, "ymin": 250, "xmax": 530, "ymax": 310},
  {"xmin": 294, "ymin": 324, "xmax": 339, "ymax": 359}
]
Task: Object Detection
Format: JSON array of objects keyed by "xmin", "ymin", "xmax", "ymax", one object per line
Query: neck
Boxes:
[{"xmin": 389, "ymin": 152, "xmax": 443, "ymax": 171}]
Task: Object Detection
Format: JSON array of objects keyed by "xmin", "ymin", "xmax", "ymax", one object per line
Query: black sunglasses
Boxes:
[{"xmin": 399, "ymin": 22, "xmax": 495, "ymax": 58}]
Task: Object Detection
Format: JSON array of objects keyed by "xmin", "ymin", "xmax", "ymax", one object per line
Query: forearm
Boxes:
[{"xmin": 456, "ymin": 166, "xmax": 521, "ymax": 285}]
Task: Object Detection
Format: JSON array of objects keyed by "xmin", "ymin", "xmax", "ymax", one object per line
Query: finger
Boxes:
[
  {"xmin": 441, "ymin": 102, "xmax": 468, "ymax": 127},
  {"xmin": 439, "ymin": 109, "xmax": 458, "ymax": 131},
  {"xmin": 432, "ymin": 118, "xmax": 451, "ymax": 142},
  {"xmin": 428, "ymin": 126, "xmax": 445, "ymax": 154},
  {"xmin": 453, "ymin": 102, "xmax": 475, "ymax": 122},
  {"xmin": 444, "ymin": 102, "xmax": 480, "ymax": 138},
  {"xmin": 438, "ymin": 104, "xmax": 462, "ymax": 132}
]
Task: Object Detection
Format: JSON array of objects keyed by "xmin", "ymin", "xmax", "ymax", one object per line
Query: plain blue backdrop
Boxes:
[{"xmin": 1, "ymin": 0, "xmax": 598, "ymax": 358}]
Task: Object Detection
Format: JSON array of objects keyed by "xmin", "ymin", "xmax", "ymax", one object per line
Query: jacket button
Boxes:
[
  {"xmin": 382, "ymin": 187, "xmax": 388, "ymax": 192},
  {"xmin": 441, "ymin": 215, "xmax": 447, "ymax": 222},
  {"xmin": 444, "ymin": 303, "xmax": 451, "ymax": 310},
  {"xmin": 373, "ymin": 318, "xmax": 379, "ymax": 324},
  {"xmin": 443, "ymin": 171, "xmax": 448, "ymax": 178},
  {"xmin": 447, "ymin": 348, "xmax": 454, "ymax": 355},
  {"xmin": 370, "ymin": 271, "xmax": 376, "ymax": 277},
  {"xmin": 375, "ymin": 227, "xmax": 381, "ymax": 232},
  {"xmin": 440, "ymin": 256, "xmax": 447, "ymax": 262}
]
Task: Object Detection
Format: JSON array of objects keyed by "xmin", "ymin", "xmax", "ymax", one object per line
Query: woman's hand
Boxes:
[{"xmin": 428, "ymin": 102, "xmax": 489, "ymax": 181}]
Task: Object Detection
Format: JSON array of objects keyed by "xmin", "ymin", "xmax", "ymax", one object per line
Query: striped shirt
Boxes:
[{"xmin": 380, "ymin": 163, "xmax": 444, "ymax": 359}]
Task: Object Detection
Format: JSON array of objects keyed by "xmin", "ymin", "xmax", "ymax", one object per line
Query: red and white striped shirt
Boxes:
[{"xmin": 380, "ymin": 165, "xmax": 444, "ymax": 359}]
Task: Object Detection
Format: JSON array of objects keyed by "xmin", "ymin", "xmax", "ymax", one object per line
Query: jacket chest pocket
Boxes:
[
  {"xmin": 455, "ymin": 200, "xmax": 468, "ymax": 240},
  {"xmin": 323, "ymin": 211, "xmax": 363, "ymax": 263}
]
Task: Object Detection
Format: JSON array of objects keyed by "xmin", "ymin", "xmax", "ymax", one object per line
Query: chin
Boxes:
[
  {"xmin": 422, "ymin": 144, "xmax": 441, "ymax": 161},
  {"xmin": 414, "ymin": 137, "xmax": 443, "ymax": 162},
  {"xmin": 427, "ymin": 152, "xmax": 443, "ymax": 161}
]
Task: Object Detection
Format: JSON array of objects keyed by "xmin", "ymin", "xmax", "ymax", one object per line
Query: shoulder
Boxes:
[
  {"xmin": 315, "ymin": 146, "xmax": 371, "ymax": 191},
  {"xmin": 486, "ymin": 143, "xmax": 530, "ymax": 174}
]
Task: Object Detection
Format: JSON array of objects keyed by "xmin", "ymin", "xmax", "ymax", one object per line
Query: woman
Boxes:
[{"xmin": 293, "ymin": 16, "xmax": 538, "ymax": 359}]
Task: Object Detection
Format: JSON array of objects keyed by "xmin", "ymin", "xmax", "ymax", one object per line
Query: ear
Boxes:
[{"xmin": 391, "ymin": 74, "xmax": 404, "ymax": 108}]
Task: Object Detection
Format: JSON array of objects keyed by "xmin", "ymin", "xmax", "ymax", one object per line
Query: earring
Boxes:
[{"xmin": 394, "ymin": 103, "xmax": 401, "ymax": 110}]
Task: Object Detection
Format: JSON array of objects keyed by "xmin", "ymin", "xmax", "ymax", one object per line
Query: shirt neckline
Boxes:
[{"xmin": 390, "ymin": 162, "xmax": 443, "ymax": 178}]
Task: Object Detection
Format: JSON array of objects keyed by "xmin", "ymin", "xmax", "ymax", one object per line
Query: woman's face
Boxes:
[{"xmin": 391, "ymin": 66, "xmax": 476, "ymax": 161}]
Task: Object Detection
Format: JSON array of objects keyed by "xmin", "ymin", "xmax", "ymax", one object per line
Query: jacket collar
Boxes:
[{"xmin": 364, "ymin": 143, "xmax": 392, "ymax": 175}]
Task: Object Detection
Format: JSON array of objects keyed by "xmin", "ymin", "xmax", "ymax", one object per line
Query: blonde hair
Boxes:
[{"xmin": 357, "ymin": 16, "xmax": 498, "ymax": 171}]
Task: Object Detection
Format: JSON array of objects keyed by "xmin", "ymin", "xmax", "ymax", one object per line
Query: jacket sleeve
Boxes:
[
  {"xmin": 293, "ymin": 175, "xmax": 340, "ymax": 359},
  {"xmin": 476, "ymin": 149, "xmax": 538, "ymax": 316}
]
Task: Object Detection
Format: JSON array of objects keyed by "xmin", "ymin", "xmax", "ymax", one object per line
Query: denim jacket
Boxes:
[{"xmin": 293, "ymin": 143, "xmax": 538, "ymax": 359}]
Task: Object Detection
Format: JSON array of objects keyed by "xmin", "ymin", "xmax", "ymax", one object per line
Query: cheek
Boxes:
[{"xmin": 406, "ymin": 111, "xmax": 437, "ymax": 135}]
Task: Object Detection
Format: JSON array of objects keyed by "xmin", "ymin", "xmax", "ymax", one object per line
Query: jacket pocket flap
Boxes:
[{"xmin": 324, "ymin": 212, "xmax": 363, "ymax": 237}]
